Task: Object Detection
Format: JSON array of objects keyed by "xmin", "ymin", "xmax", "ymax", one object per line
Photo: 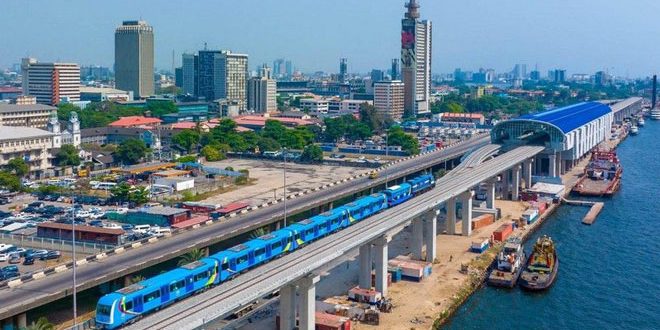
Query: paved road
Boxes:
[
  {"xmin": 127, "ymin": 145, "xmax": 546, "ymax": 330},
  {"xmin": 0, "ymin": 135, "xmax": 489, "ymax": 320}
]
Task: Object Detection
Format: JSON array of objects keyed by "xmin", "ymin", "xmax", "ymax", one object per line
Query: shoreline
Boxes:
[{"xmin": 430, "ymin": 126, "xmax": 629, "ymax": 329}]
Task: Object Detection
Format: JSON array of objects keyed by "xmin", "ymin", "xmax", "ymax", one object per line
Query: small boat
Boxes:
[
  {"xmin": 519, "ymin": 235, "xmax": 558, "ymax": 291},
  {"xmin": 630, "ymin": 126, "xmax": 639, "ymax": 135},
  {"xmin": 651, "ymin": 108, "xmax": 660, "ymax": 120},
  {"xmin": 637, "ymin": 117, "xmax": 645, "ymax": 127},
  {"xmin": 488, "ymin": 237, "xmax": 526, "ymax": 288}
]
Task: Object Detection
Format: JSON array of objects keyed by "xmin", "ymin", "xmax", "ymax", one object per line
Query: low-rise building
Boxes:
[
  {"xmin": 300, "ymin": 98, "xmax": 329, "ymax": 114},
  {"xmin": 37, "ymin": 222, "xmax": 124, "ymax": 245},
  {"xmin": 436, "ymin": 112, "xmax": 485, "ymax": 125},
  {"xmin": 0, "ymin": 126, "xmax": 56, "ymax": 178},
  {"xmin": 80, "ymin": 87, "xmax": 132, "ymax": 102},
  {"xmin": 374, "ymin": 80, "xmax": 404, "ymax": 121},
  {"xmin": 0, "ymin": 104, "xmax": 57, "ymax": 129}
]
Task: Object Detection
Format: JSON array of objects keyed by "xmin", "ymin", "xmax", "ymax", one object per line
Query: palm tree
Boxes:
[
  {"xmin": 249, "ymin": 227, "xmax": 270, "ymax": 240},
  {"xmin": 127, "ymin": 275, "xmax": 145, "ymax": 285},
  {"xmin": 177, "ymin": 248, "xmax": 207, "ymax": 266},
  {"xmin": 22, "ymin": 317, "xmax": 54, "ymax": 330}
]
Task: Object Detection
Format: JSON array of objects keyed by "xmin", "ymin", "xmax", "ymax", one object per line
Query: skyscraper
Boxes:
[
  {"xmin": 181, "ymin": 53, "xmax": 198, "ymax": 96},
  {"xmin": 391, "ymin": 59, "xmax": 400, "ymax": 80},
  {"xmin": 248, "ymin": 65, "xmax": 277, "ymax": 113},
  {"xmin": 114, "ymin": 20, "xmax": 154, "ymax": 99},
  {"xmin": 339, "ymin": 58, "xmax": 348, "ymax": 83},
  {"xmin": 197, "ymin": 50, "xmax": 248, "ymax": 110},
  {"xmin": 401, "ymin": 0, "xmax": 432, "ymax": 117},
  {"xmin": 22, "ymin": 58, "xmax": 80, "ymax": 106}
]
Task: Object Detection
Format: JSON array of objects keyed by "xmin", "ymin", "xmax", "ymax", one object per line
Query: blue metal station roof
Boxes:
[{"xmin": 519, "ymin": 102, "xmax": 611, "ymax": 133}]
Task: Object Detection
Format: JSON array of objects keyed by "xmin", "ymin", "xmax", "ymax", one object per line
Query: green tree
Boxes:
[
  {"xmin": 116, "ymin": 139, "xmax": 148, "ymax": 165},
  {"xmin": 0, "ymin": 171, "xmax": 21, "ymax": 191},
  {"xmin": 388, "ymin": 126, "xmax": 420, "ymax": 155},
  {"xmin": 249, "ymin": 227, "xmax": 270, "ymax": 239},
  {"xmin": 176, "ymin": 155, "xmax": 198, "ymax": 163},
  {"xmin": 54, "ymin": 145, "xmax": 81, "ymax": 167},
  {"xmin": 171, "ymin": 130, "xmax": 200, "ymax": 153},
  {"xmin": 146, "ymin": 100, "xmax": 177, "ymax": 117},
  {"xmin": 5, "ymin": 158, "xmax": 29, "ymax": 178},
  {"xmin": 21, "ymin": 317, "xmax": 54, "ymax": 330},
  {"xmin": 129, "ymin": 186, "xmax": 150, "ymax": 205},
  {"xmin": 442, "ymin": 101, "xmax": 464, "ymax": 113},
  {"xmin": 110, "ymin": 182, "xmax": 132, "ymax": 202},
  {"xmin": 300, "ymin": 145, "xmax": 324, "ymax": 163},
  {"xmin": 257, "ymin": 137, "xmax": 281, "ymax": 152},
  {"xmin": 359, "ymin": 103, "xmax": 389, "ymax": 133},
  {"xmin": 177, "ymin": 248, "xmax": 207, "ymax": 266},
  {"xmin": 201, "ymin": 145, "xmax": 225, "ymax": 161},
  {"xmin": 126, "ymin": 275, "xmax": 145, "ymax": 285},
  {"xmin": 262, "ymin": 120, "xmax": 288, "ymax": 142}
]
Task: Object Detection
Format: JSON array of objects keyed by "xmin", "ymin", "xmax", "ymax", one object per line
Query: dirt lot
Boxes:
[{"xmin": 199, "ymin": 159, "xmax": 367, "ymax": 207}]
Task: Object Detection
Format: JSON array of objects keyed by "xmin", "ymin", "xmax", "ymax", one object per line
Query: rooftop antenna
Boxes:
[{"xmin": 204, "ymin": 42, "xmax": 208, "ymax": 51}]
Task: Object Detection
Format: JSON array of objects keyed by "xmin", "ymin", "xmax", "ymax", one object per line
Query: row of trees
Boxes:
[
  {"xmin": 110, "ymin": 182, "xmax": 150, "ymax": 204},
  {"xmin": 430, "ymin": 94, "xmax": 543, "ymax": 118},
  {"xmin": 58, "ymin": 101, "xmax": 177, "ymax": 129}
]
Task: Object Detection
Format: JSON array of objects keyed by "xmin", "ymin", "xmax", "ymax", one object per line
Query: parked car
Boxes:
[
  {"xmin": 8, "ymin": 254, "xmax": 21, "ymax": 264},
  {"xmin": 0, "ymin": 253, "xmax": 8, "ymax": 262},
  {"xmin": 40, "ymin": 251, "xmax": 61, "ymax": 260},
  {"xmin": 28, "ymin": 201, "xmax": 45, "ymax": 208},
  {"xmin": 29, "ymin": 250, "xmax": 48, "ymax": 259},
  {"xmin": 121, "ymin": 224, "xmax": 134, "ymax": 231},
  {"xmin": 23, "ymin": 256, "xmax": 34, "ymax": 265}
]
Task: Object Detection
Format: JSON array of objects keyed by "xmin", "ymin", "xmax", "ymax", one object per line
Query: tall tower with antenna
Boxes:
[{"xmin": 401, "ymin": 0, "xmax": 431, "ymax": 117}]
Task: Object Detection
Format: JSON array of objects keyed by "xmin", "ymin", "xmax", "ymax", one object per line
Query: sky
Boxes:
[{"xmin": 1, "ymin": 0, "xmax": 659, "ymax": 77}]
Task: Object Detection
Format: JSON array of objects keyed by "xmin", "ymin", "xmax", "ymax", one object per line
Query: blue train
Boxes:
[{"xmin": 95, "ymin": 173, "xmax": 435, "ymax": 329}]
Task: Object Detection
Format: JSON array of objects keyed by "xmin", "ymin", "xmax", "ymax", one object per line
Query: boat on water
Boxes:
[
  {"xmin": 572, "ymin": 150, "xmax": 622, "ymax": 197},
  {"xmin": 651, "ymin": 108, "xmax": 660, "ymax": 120},
  {"xmin": 488, "ymin": 237, "xmax": 526, "ymax": 288},
  {"xmin": 519, "ymin": 235, "xmax": 558, "ymax": 291},
  {"xmin": 630, "ymin": 125, "xmax": 639, "ymax": 135},
  {"xmin": 637, "ymin": 117, "xmax": 645, "ymax": 127}
]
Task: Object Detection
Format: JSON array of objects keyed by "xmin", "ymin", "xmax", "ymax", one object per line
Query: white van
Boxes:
[
  {"xmin": 133, "ymin": 225, "xmax": 151, "ymax": 234},
  {"xmin": 0, "ymin": 244, "xmax": 15, "ymax": 253},
  {"xmin": 153, "ymin": 227, "xmax": 172, "ymax": 237}
]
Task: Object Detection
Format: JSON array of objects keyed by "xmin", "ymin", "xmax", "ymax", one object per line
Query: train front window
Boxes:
[{"xmin": 97, "ymin": 304, "xmax": 111, "ymax": 316}]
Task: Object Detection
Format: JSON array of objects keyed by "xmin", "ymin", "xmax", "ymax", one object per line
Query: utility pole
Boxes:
[
  {"xmin": 283, "ymin": 148, "xmax": 288, "ymax": 227},
  {"xmin": 71, "ymin": 197, "xmax": 77, "ymax": 327}
]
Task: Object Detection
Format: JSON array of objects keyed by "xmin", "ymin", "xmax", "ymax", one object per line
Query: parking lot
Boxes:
[{"xmin": 200, "ymin": 158, "xmax": 367, "ymax": 206}]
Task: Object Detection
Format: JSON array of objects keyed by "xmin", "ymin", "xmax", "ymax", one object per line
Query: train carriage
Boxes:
[
  {"xmin": 95, "ymin": 258, "xmax": 217, "ymax": 329},
  {"xmin": 341, "ymin": 194, "xmax": 388, "ymax": 222},
  {"xmin": 383, "ymin": 184, "xmax": 413, "ymax": 207},
  {"xmin": 309, "ymin": 208, "xmax": 349, "ymax": 236},
  {"xmin": 287, "ymin": 219, "xmax": 319, "ymax": 246},
  {"xmin": 408, "ymin": 174, "xmax": 436, "ymax": 195}
]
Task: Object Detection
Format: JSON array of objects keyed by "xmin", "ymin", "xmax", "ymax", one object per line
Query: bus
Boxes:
[{"xmin": 92, "ymin": 182, "xmax": 117, "ymax": 190}]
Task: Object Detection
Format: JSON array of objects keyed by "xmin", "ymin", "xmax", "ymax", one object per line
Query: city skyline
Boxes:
[{"xmin": 1, "ymin": 0, "xmax": 659, "ymax": 77}]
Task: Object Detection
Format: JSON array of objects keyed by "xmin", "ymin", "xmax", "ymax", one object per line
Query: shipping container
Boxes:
[
  {"xmin": 493, "ymin": 223, "xmax": 513, "ymax": 242},
  {"xmin": 276, "ymin": 312, "xmax": 351, "ymax": 330},
  {"xmin": 387, "ymin": 266, "xmax": 402, "ymax": 282},
  {"xmin": 471, "ymin": 214, "xmax": 495, "ymax": 230},
  {"xmin": 388, "ymin": 258, "xmax": 431, "ymax": 281},
  {"xmin": 348, "ymin": 287, "xmax": 382, "ymax": 304},
  {"xmin": 470, "ymin": 239, "xmax": 489, "ymax": 253}
]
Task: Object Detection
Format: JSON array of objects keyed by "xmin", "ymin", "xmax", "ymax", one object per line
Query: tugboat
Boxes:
[
  {"xmin": 488, "ymin": 237, "xmax": 526, "ymax": 288},
  {"xmin": 519, "ymin": 235, "xmax": 558, "ymax": 291}
]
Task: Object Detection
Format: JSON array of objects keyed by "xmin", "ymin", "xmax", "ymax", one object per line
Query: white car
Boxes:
[
  {"xmin": 75, "ymin": 210, "xmax": 91, "ymax": 218},
  {"xmin": 0, "ymin": 253, "xmax": 9, "ymax": 262},
  {"xmin": 103, "ymin": 223, "xmax": 121, "ymax": 230},
  {"xmin": 133, "ymin": 225, "xmax": 151, "ymax": 234},
  {"xmin": 89, "ymin": 212, "xmax": 106, "ymax": 220}
]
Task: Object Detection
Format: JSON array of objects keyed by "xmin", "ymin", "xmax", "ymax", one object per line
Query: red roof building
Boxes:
[{"xmin": 109, "ymin": 116, "xmax": 162, "ymax": 128}]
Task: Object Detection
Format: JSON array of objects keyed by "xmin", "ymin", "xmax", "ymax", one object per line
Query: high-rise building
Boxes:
[
  {"xmin": 401, "ymin": 0, "xmax": 432, "ymax": 117},
  {"xmin": 391, "ymin": 59, "xmax": 400, "ymax": 80},
  {"xmin": 512, "ymin": 64, "xmax": 527, "ymax": 79},
  {"xmin": 181, "ymin": 53, "xmax": 198, "ymax": 96},
  {"xmin": 594, "ymin": 71, "xmax": 611, "ymax": 86},
  {"xmin": 374, "ymin": 80, "xmax": 405, "ymax": 121},
  {"xmin": 339, "ymin": 58, "xmax": 348, "ymax": 83},
  {"xmin": 371, "ymin": 69, "xmax": 385, "ymax": 83},
  {"xmin": 248, "ymin": 66, "xmax": 277, "ymax": 113},
  {"xmin": 174, "ymin": 67, "xmax": 183, "ymax": 88},
  {"xmin": 21, "ymin": 58, "xmax": 80, "ymax": 106},
  {"xmin": 285, "ymin": 60, "xmax": 293, "ymax": 77},
  {"xmin": 551, "ymin": 69, "xmax": 566, "ymax": 83},
  {"xmin": 198, "ymin": 50, "xmax": 248, "ymax": 110},
  {"xmin": 530, "ymin": 70, "xmax": 541, "ymax": 81},
  {"xmin": 272, "ymin": 58, "xmax": 293, "ymax": 79},
  {"xmin": 114, "ymin": 20, "xmax": 154, "ymax": 99}
]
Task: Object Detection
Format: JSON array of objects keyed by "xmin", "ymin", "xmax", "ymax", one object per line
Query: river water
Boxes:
[{"xmin": 445, "ymin": 120, "xmax": 660, "ymax": 330}]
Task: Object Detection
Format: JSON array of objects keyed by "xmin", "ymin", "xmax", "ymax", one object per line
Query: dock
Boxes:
[{"xmin": 582, "ymin": 202, "xmax": 605, "ymax": 225}]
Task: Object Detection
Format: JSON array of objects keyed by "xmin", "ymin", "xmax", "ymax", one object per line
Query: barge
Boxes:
[{"xmin": 572, "ymin": 150, "xmax": 622, "ymax": 197}]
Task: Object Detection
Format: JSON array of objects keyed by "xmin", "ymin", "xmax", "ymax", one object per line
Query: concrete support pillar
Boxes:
[
  {"xmin": 297, "ymin": 275, "xmax": 320, "ymax": 330},
  {"xmin": 557, "ymin": 152, "xmax": 563, "ymax": 175},
  {"xmin": 373, "ymin": 235, "xmax": 391, "ymax": 297},
  {"xmin": 1, "ymin": 318, "xmax": 13, "ymax": 330},
  {"xmin": 411, "ymin": 218, "xmax": 424, "ymax": 260},
  {"xmin": 16, "ymin": 314, "xmax": 26, "ymax": 329},
  {"xmin": 461, "ymin": 190, "xmax": 474, "ymax": 236},
  {"xmin": 549, "ymin": 154, "xmax": 557, "ymax": 177},
  {"xmin": 502, "ymin": 170, "xmax": 510, "ymax": 200},
  {"xmin": 512, "ymin": 165, "xmax": 521, "ymax": 201},
  {"xmin": 359, "ymin": 244, "xmax": 372, "ymax": 290},
  {"xmin": 445, "ymin": 197, "xmax": 457, "ymax": 235},
  {"xmin": 523, "ymin": 159, "xmax": 533, "ymax": 188},
  {"xmin": 279, "ymin": 284, "xmax": 297, "ymax": 330},
  {"xmin": 486, "ymin": 180, "xmax": 496, "ymax": 209},
  {"xmin": 424, "ymin": 210, "xmax": 438, "ymax": 262}
]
